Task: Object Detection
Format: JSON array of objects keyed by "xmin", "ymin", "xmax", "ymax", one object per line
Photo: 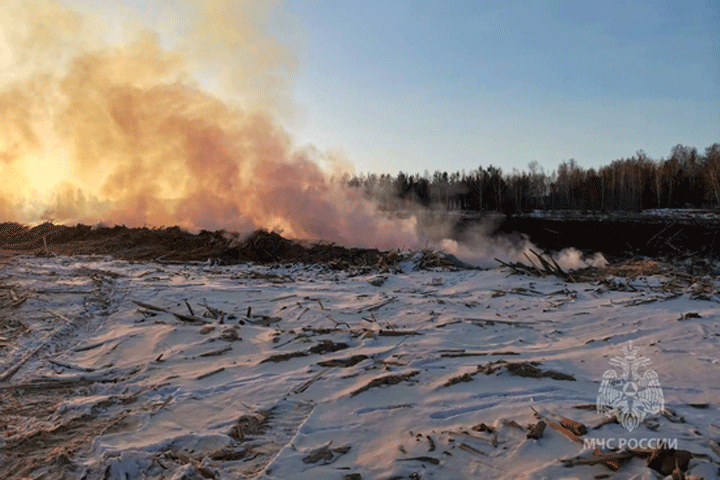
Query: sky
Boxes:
[{"xmin": 62, "ymin": 0, "xmax": 720, "ymax": 176}]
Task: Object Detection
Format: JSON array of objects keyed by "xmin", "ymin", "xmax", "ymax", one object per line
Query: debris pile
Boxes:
[
  {"xmin": 0, "ymin": 223, "xmax": 397, "ymax": 268},
  {"xmin": 0, "ymin": 222, "xmax": 481, "ymax": 272},
  {"xmin": 1, "ymin": 222, "xmax": 230, "ymax": 261},
  {"xmin": 498, "ymin": 252, "xmax": 720, "ymax": 301},
  {"xmin": 415, "ymin": 249, "xmax": 473, "ymax": 270},
  {"xmin": 496, "ymin": 248, "xmax": 575, "ymax": 281}
]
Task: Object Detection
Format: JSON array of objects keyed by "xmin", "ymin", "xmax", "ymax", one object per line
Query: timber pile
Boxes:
[
  {"xmin": 0, "ymin": 222, "xmax": 230, "ymax": 261},
  {"xmin": 0, "ymin": 222, "xmax": 402, "ymax": 269}
]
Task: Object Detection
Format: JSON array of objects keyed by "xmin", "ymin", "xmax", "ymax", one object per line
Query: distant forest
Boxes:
[{"xmin": 348, "ymin": 143, "xmax": 720, "ymax": 214}]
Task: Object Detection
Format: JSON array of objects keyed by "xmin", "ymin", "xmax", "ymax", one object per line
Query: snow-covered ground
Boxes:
[
  {"xmin": 1, "ymin": 255, "xmax": 719, "ymax": 479},
  {"xmin": 523, "ymin": 209, "xmax": 720, "ymax": 222}
]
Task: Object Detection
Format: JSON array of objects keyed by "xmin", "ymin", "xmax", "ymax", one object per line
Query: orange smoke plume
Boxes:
[{"xmin": 0, "ymin": 0, "xmax": 418, "ymax": 249}]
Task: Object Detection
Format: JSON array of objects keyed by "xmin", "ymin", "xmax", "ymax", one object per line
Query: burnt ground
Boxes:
[
  {"xmin": 494, "ymin": 211, "xmax": 720, "ymax": 263},
  {"xmin": 3, "ymin": 210, "xmax": 720, "ymax": 271},
  {"xmin": 0, "ymin": 223, "xmax": 398, "ymax": 269}
]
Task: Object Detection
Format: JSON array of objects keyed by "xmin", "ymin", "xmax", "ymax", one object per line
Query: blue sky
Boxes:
[
  {"xmin": 285, "ymin": 1, "xmax": 719, "ymax": 175},
  {"xmin": 64, "ymin": 0, "xmax": 719, "ymax": 176}
]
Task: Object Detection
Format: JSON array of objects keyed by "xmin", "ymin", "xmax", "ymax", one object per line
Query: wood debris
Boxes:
[
  {"xmin": 317, "ymin": 354, "xmax": 368, "ymax": 368},
  {"xmin": 526, "ymin": 421, "xmax": 546, "ymax": 439},
  {"xmin": 496, "ymin": 249, "xmax": 574, "ymax": 281},
  {"xmin": 131, "ymin": 299, "xmax": 211, "ymax": 325},
  {"xmin": 479, "ymin": 360, "xmax": 576, "ymax": 381},
  {"xmin": 301, "ymin": 441, "xmax": 351, "ymax": 465},
  {"xmin": 351, "ymin": 370, "xmax": 420, "ymax": 396},
  {"xmin": 561, "ymin": 447, "xmax": 697, "ymax": 477}
]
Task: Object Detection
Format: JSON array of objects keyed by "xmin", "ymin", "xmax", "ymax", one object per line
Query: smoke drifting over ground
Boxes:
[
  {"xmin": 0, "ymin": 0, "xmax": 604, "ymax": 268},
  {"xmin": 435, "ymin": 221, "xmax": 607, "ymax": 269},
  {"xmin": 0, "ymin": 0, "xmax": 414, "ymax": 248}
]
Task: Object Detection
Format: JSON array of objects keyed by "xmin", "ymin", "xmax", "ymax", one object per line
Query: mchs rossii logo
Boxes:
[{"xmin": 596, "ymin": 341, "xmax": 664, "ymax": 432}]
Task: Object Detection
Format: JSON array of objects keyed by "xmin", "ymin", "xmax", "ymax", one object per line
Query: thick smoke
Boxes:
[
  {"xmin": 0, "ymin": 0, "xmax": 419, "ymax": 249},
  {"xmin": 0, "ymin": 0, "xmax": 605, "ymax": 268}
]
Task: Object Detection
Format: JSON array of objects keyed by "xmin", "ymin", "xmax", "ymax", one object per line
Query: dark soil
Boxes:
[
  {"xmin": 493, "ymin": 212, "xmax": 720, "ymax": 261},
  {"xmin": 4, "ymin": 209, "xmax": 718, "ymax": 268},
  {"xmin": 0, "ymin": 222, "xmax": 391, "ymax": 267}
]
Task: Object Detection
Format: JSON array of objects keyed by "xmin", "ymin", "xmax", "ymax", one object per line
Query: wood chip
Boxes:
[
  {"xmin": 526, "ymin": 421, "xmax": 546, "ymax": 439},
  {"xmin": 457, "ymin": 442, "xmax": 486, "ymax": 456},
  {"xmin": 196, "ymin": 367, "xmax": 225, "ymax": 380}
]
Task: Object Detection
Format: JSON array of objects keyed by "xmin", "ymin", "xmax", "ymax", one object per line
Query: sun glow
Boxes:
[
  {"xmin": 0, "ymin": 0, "xmax": 421, "ymax": 249},
  {"xmin": 23, "ymin": 145, "xmax": 73, "ymax": 201}
]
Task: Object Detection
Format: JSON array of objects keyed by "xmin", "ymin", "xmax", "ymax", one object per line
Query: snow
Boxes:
[
  {"xmin": 524, "ymin": 208, "xmax": 720, "ymax": 222},
  {"xmin": 1, "ymin": 255, "xmax": 719, "ymax": 479}
]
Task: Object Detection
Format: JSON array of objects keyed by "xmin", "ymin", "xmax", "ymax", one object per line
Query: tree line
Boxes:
[{"xmin": 347, "ymin": 143, "xmax": 720, "ymax": 214}]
